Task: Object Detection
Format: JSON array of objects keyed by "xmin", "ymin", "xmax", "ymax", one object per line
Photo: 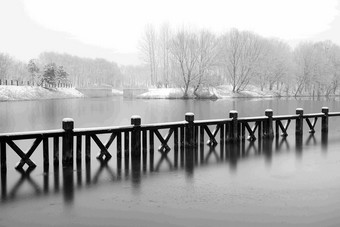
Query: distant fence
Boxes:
[
  {"xmin": 0, "ymin": 107, "xmax": 338, "ymax": 173},
  {"xmin": 0, "ymin": 79, "xmax": 72, "ymax": 88}
]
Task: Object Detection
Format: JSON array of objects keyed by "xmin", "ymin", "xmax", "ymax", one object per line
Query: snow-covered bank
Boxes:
[
  {"xmin": 112, "ymin": 89, "xmax": 123, "ymax": 96},
  {"xmin": 0, "ymin": 86, "xmax": 84, "ymax": 101},
  {"xmin": 137, "ymin": 85, "xmax": 279, "ymax": 99},
  {"xmin": 137, "ymin": 88, "xmax": 184, "ymax": 99}
]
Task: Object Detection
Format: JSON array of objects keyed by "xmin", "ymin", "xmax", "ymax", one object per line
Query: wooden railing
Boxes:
[{"xmin": 0, "ymin": 107, "xmax": 339, "ymax": 172}]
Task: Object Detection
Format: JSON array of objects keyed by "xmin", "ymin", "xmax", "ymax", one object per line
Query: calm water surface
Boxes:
[{"xmin": 1, "ymin": 97, "xmax": 340, "ymax": 227}]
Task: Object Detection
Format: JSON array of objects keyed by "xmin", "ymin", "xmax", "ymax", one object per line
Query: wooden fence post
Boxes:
[
  {"xmin": 295, "ymin": 108, "xmax": 304, "ymax": 135},
  {"xmin": 229, "ymin": 110, "xmax": 238, "ymax": 141},
  {"xmin": 264, "ymin": 109, "xmax": 274, "ymax": 138},
  {"xmin": 185, "ymin": 112, "xmax": 195, "ymax": 147},
  {"xmin": 321, "ymin": 107, "xmax": 329, "ymax": 133},
  {"xmin": 131, "ymin": 115, "xmax": 141, "ymax": 159},
  {"xmin": 62, "ymin": 118, "xmax": 74, "ymax": 166},
  {"xmin": 1, "ymin": 141, "xmax": 6, "ymax": 170}
]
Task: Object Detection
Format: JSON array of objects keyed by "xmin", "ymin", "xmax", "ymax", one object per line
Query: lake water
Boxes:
[{"xmin": 1, "ymin": 97, "xmax": 340, "ymax": 227}]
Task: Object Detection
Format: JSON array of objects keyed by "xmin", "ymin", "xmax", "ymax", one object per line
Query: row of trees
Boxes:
[
  {"xmin": 0, "ymin": 52, "xmax": 123, "ymax": 88},
  {"xmin": 1, "ymin": 26, "xmax": 340, "ymax": 97},
  {"xmin": 0, "ymin": 53, "xmax": 29, "ymax": 81},
  {"xmin": 139, "ymin": 25, "xmax": 340, "ymax": 97},
  {"xmin": 38, "ymin": 52, "xmax": 122, "ymax": 87}
]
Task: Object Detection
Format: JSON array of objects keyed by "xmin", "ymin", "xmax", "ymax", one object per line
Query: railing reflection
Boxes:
[{"xmin": 0, "ymin": 131, "xmax": 329, "ymax": 205}]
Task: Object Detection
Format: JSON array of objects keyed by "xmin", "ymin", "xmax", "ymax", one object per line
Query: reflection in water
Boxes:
[
  {"xmin": 275, "ymin": 137, "xmax": 290, "ymax": 152},
  {"xmin": 295, "ymin": 135, "xmax": 303, "ymax": 159},
  {"xmin": 63, "ymin": 166, "xmax": 74, "ymax": 205},
  {"xmin": 92, "ymin": 159, "xmax": 115, "ymax": 184},
  {"xmin": 322, "ymin": 132, "xmax": 328, "ymax": 153},
  {"xmin": 8, "ymin": 167, "xmax": 41, "ymax": 200},
  {"xmin": 0, "ymin": 132, "xmax": 330, "ymax": 205}
]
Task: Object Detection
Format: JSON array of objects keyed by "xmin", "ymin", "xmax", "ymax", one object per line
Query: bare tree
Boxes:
[
  {"xmin": 169, "ymin": 29, "xmax": 200, "ymax": 97},
  {"xmin": 220, "ymin": 29, "xmax": 266, "ymax": 92},
  {"xmin": 193, "ymin": 30, "xmax": 219, "ymax": 96},
  {"xmin": 293, "ymin": 41, "xmax": 340, "ymax": 97},
  {"xmin": 158, "ymin": 23, "xmax": 172, "ymax": 87},
  {"xmin": 139, "ymin": 24, "xmax": 158, "ymax": 86},
  {"xmin": 255, "ymin": 39, "xmax": 293, "ymax": 92},
  {"xmin": 0, "ymin": 53, "xmax": 12, "ymax": 80}
]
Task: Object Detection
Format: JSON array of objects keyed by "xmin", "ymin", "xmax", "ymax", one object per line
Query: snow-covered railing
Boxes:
[{"xmin": 0, "ymin": 107, "xmax": 336, "ymax": 172}]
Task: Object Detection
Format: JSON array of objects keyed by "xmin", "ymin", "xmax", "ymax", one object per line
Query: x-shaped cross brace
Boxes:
[
  {"xmin": 305, "ymin": 117, "xmax": 318, "ymax": 134},
  {"xmin": 6, "ymin": 138, "xmax": 42, "ymax": 170},
  {"xmin": 276, "ymin": 137, "xmax": 290, "ymax": 151},
  {"xmin": 204, "ymin": 146, "xmax": 220, "ymax": 163},
  {"xmin": 155, "ymin": 150, "xmax": 173, "ymax": 171},
  {"xmin": 92, "ymin": 158, "xmax": 115, "ymax": 184},
  {"xmin": 244, "ymin": 122, "xmax": 259, "ymax": 141},
  {"xmin": 91, "ymin": 133, "xmax": 114, "ymax": 161},
  {"xmin": 306, "ymin": 134, "xmax": 317, "ymax": 145},
  {"xmin": 245, "ymin": 140, "xmax": 258, "ymax": 155},
  {"xmin": 154, "ymin": 128, "xmax": 173, "ymax": 152},
  {"xmin": 9, "ymin": 167, "xmax": 41, "ymax": 199},
  {"xmin": 203, "ymin": 125, "xmax": 219, "ymax": 146},
  {"xmin": 276, "ymin": 119, "xmax": 291, "ymax": 137}
]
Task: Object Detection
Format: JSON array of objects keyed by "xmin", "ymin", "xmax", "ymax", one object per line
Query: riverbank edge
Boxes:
[
  {"xmin": 135, "ymin": 86, "xmax": 337, "ymax": 99},
  {"xmin": 1, "ymin": 86, "xmax": 337, "ymax": 101},
  {"xmin": 0, "ymin": 86, "xmax": 84, "ymax": 101}
]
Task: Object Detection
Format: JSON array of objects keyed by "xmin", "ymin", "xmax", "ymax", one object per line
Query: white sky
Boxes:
[{"xmin": 0, "ymin": 0, "xmax": 339, "ymax": 65}]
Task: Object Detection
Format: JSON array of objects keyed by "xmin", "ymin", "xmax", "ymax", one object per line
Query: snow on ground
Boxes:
[
  {"xmin": 215, "ymin": 85, "xmax": 279, "ymax": 98},
  {"xmin": 0, "ymin": 86, "xmax": 84, "ymax": 101},
  {"xmin": 112, "ymin": 88, "xmax": 123, "ymax": 96},
  {"xmin": 137, "ymin": 85, "xmax": 280, "ymax": 99},
  {"xmin": 0, "ymin": 85, "xmax": 281, "ymax": 101},
  {"xmin": 137, "ymin": 88, "xmax": 185, "ymax": 99}
]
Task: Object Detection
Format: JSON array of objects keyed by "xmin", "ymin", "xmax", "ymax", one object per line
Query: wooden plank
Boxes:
[
  {"xmin": 53, "ymin": 137, "xmax": 59, "ymax": 164},
  {"xmin": 85, "ymin": 135, "xmax": 91, "ymax": 161},
  {"xmin": 142, "ymin": 130, "xmax": 147, "ymax": 154},
  {"xmin": 91, "ymin": 134, "xmax": 112, "ymax": 160},
  {"xmin": 204, "ymin": 125, "xmax": 218, "ymax": 146},
  {"xmin": 219, "ymin": 124, "xmax": 224, "ymax": 142},
  {"xmin": 105, "ymin": 133, "xmax": 116, "ymax": 149},
  {"xmin": 1, "ymin": 141, "xmax": 6, "ymax": 169},
  {"xmin": 174, "ymin": 127, "xmax": 178, "ymax": 149},
  {"xmin": 180, "ymin": 126, "xmax": 184, "ymax": 148},
  {"xmin": 149, "ymin": 130, "xmax": 154, "ymax": 153},
  {"xmin": 43, "ymin": 137, "xmax": 49, "ymax": 166},
  {"xmin": 272, "ymin": 115, "xmax": 299, "ymax": 120},
  {"xmin": 238, "ymin": 116, "xmax": 268, "ymax": 122},
  {"xmin": 0, "ymin": 130, "xmax": 63, "ymax": 140},
  {"xmin": 257, "ymin": 121, "xmax": 262, "ymax": 139},
  {"xmin": 194, "ymin": 119, "xmax": 231, "ymax": 126},
  {"xmin": 76, "ymin": 135, "xmax": 82, "ymax": 162},
  {"xmin": 117, "ymin": 132, "xmax": 122, "ymax": 158},
  {"xmin": 124, "ymin": 131, "xmax": 129, "ymax": 156},
  {"xmin": 200, "ymin": 125, "xmax": 204, "ymax": 145},
  {"xmin": 194, "ymin": 125, "xmax": 198, "ymax": 146},
  {"xmin": 241, "ymin": 123, "xmax": 245, "ymax": 141},
  {"xmin": 73, "ymin": 125, "xmax": 133, "ymax": 135}
]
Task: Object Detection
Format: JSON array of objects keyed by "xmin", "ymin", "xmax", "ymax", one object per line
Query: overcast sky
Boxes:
[{"xmin": 0, "ymin": 0, "xmax": 339, "ymax": 65}]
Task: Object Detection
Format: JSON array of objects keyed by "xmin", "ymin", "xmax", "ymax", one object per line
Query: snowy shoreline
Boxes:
[
  {"xmin": 0, "ymin": 85, "xmax": 334, "ymax": 102},
  {"xmin": 137, "ymin": 85, "xmax": 281, "ymax": 99},
  {"xmin": 0, "ymin": 86, "xmax": 84, "ymax": 101}
]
